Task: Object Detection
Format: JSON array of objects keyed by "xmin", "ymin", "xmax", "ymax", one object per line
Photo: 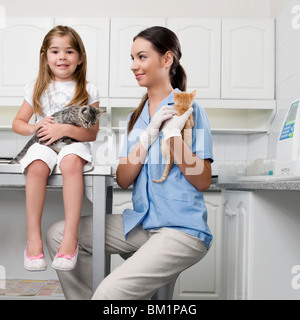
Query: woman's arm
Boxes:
[
  {"xmin": 169, "ymin": 136, "xmax": 211, "ymax": 191},
  {"xmin": 116, "ymin": 105, "xmax": 177, "ymax": 189},
  {"xmin": 116, "ymin": 140, "xmax": 148, "ymax": 189}
]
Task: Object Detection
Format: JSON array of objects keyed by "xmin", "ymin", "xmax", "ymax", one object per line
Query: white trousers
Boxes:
[{"xmin": 46, "ymin": 214, "xmax": 208, "ymax": 300}]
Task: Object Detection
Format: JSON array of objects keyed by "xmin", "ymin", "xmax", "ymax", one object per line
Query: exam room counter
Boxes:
[
  {"xmin": 217, "ymin": 177, "xmax": 300, "ymax": 191},
  {"xmin": 113, "ymin": 176, "xmax": 221, "ymax": 191}
]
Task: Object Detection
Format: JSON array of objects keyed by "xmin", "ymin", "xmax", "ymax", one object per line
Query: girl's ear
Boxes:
[{"xmin": 78, "ymin": 56, "xmax": 83, "ymax": 66}]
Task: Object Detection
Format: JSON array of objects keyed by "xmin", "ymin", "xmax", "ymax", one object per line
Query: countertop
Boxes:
[
  {"xmin": 217, "ymin": 176, "xmax": 300, "ymax": 191},
  {"xmin": 113, "ymin": 177, "xmax": 222, "ymax": 191}
]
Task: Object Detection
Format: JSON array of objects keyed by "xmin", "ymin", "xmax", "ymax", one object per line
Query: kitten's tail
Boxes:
[
  {"xmin": 152, "ymin": 153, "xmax": 174, "ymax": 183},
  {"xmin": 9, "ymin": 135, "xmax": 38, "ymax": 164}
]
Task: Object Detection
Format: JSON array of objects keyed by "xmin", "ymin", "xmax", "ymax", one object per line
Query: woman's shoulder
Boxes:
[{"xmin": 192, "ymin": 99, "xmax": 205, "ymax": 114}]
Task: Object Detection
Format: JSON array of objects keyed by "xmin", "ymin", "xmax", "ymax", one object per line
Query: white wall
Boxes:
[
  {"xmin": 0, "ymin": 0, "xmax": 276, "ymax": 18},
  {"xmin": 269, "ymin": 0, "xmax": 300, "ymax": 159}
]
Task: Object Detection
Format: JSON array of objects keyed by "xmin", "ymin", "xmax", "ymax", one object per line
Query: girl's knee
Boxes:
[
  {"xmin": 60, "ymin": 154, "xmax": 85, "ymax": 175},
  {"xmin": 27, "ymin": 160, "xmax": 50, "ymax": 177}
]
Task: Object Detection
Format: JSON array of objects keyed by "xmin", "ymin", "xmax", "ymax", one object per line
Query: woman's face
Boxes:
[{"xmin": 130, "ymin": 37, "xmax": 170, "ymax": 89}]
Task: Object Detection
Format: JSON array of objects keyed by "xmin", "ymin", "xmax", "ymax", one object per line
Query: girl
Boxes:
[
  {"xmin": 12, "ymin": 25, "xmax": 100, "ymax": 272},
  {"xmin": 46, "ymin": 26, "xmax": 213, "ymax": 300}
]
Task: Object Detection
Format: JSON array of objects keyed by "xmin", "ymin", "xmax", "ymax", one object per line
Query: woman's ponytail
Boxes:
[{"xmin": 171, "ymin": 63, "xmax": 187, "ymax": 92}]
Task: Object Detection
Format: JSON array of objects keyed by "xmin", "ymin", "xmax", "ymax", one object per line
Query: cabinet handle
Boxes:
[{"xmin": 224, "ymin": 204, "xmax": 236, "ymax": 217}]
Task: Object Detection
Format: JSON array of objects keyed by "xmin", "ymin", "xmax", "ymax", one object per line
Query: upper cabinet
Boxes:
[
  {"xmin": 168, "ymin": 18, "xmax": 275, "ymax": 101},
  {"xmin": 0, "ymin": 18, "xmax": 53, "ymax": 105},
  {"xmin": 55, "ymin": 18, "xmax": 110, "ymax": 98},
  {"xmin": 167, "ymin": 19, "xmax": 221, "ymax": 99},
  {"xmin": 0, "ymin": 17, "xmax": 275, "ymax": 134},
  {"xmin": 221, "ymin": 19, "xmax": 274, "ymax": 100},
  {"xmin": 109, "ymin": 18, "xmax": 166, "ymax": 98}
]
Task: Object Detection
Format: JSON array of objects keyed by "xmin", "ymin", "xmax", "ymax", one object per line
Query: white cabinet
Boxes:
[
  {"xmin": 222, "ymin": 190, "xmax": 300, "ymax": 300},
  {"xmin": 0, "ymin": 17, "xmax": 275, "ymax": 136},
  {"xmin": 222, "ymin": 19, "xmax": 275, "ymax": 99},
  {"xmin": 0, "ymin": 18, "xmax": 53, "ymax": 105},
  {"xmin": 167, "ymin": 18, "xmax": 275, "ymax": 134},
  {"xmin": 167, "ymin": 19, "xmax": 221, "ymax": 99},
  {"xmin": 111, "ymin": 189, "xmax": 223, "ymax": 300},
  {"xmin": 222, "ymin": 190, "xmax": 251, "ymax": 299},
  {"xmin": 109, "ymin": 18, "xmax": 165, "ymax": 98},
  {"xmin": 55, "ymin": 18, "xmax": 110, "ymax": 98}
]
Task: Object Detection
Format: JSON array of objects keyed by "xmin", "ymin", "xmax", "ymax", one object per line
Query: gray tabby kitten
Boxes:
[{"xmin": 10, "ymin": 105, "xmax": 102, "ymax": 164}]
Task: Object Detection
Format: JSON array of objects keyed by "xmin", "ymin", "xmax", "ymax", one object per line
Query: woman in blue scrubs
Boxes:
[{"xmin": 47, "ymin": 26, "xmax": 214, "ymax": 300}]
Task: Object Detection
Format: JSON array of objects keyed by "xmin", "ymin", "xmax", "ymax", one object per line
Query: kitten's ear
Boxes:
[
  {"xmin": 82, "ymin": 106, "xmax": 88, "ymax": 114},
  {"xmin": 96, "ymin": 107, "xmax": 106, "ymax": 118},
  {"xmin": 191, "ymin": 90, "xmax": 197, "ymax": 99}
]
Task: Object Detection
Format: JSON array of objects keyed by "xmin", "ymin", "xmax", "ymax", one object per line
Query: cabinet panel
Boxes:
[
  {"xmin": 222, "ymin": 19, "xmax": 274, "ymax": 99},
  {"xmin": 55, "ymin": 18, "xmax": 110, "ymax": 98},
  {"xmin": 0, "ymin": 18, "xmax": 53, "ymax": 99},
  {"xmin": 109, "ymin": 18, "xmax": 165, "ymax": 98},
  {"xmin": 222, "ymin": 190, "xmax": 251, "ymax": 300},
  {"xmin": 168, "ymin": 19, "xmax": 221, "ymax": 98}
]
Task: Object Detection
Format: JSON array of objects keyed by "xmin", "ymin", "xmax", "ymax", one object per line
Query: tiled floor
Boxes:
[{"xmin": 0, "ymin": 279, "xmax": 64, "ymax": 299}]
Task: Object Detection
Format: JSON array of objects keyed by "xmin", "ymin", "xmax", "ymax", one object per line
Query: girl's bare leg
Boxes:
[
  {"xmin": 26, "ymin": 160, "xmax": 50, "ymax": 256},
  {"xmin": 59, "ymin": 154, "xmax": 86, "ymax": 256}
]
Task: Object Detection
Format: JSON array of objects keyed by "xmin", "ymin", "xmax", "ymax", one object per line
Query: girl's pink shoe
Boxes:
[
  {"xmin": 51, "ymin": 244, "xmax": 79, "ymax": 271},
  {"xmin": 24, "ymin": 247, "xmax": 47, "ymax": 271}
]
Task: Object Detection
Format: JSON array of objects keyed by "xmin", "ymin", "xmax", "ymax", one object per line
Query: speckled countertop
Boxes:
[
  {"xmin": 113, "ymin": 176, "xmax": 300, "ymax": 192},
  {"xmin": 217, "ymin": 177, "xmax": 300, "ymax": 191},
  {"xmin": 113, "ymin": 177, "xmax": 222, "ymax": 191}
]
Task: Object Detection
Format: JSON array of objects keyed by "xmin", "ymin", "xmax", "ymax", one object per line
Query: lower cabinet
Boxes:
[
  {"xmin": 111, "ymin": 189, "xmax": 223, "ymax": 300},
  {"xmin": 221, "ymin": 190, "xmax": 300, "ymax": 300}
]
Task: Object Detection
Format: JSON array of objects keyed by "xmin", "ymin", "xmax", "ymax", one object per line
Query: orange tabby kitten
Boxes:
[{"xmin": 153, "ymin": 90, "xmax": 196, "ymax": 183}]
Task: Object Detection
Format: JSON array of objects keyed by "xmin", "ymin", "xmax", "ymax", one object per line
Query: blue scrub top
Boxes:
[{"xmin": 119, "ymin": 90, "xmax": 214, "ymax": 249}]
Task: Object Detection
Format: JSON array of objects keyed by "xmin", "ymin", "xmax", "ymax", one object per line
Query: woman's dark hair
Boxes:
[{"xmin": 128, "ymin": 26, "xmax": 187, "ymax": 134}]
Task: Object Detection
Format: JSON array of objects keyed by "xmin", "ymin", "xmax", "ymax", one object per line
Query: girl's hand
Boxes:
[
  {"xmin": 35, "ymin": 116, "xmax": 55, "ymax": 132},
  {"xmin": 37, "ymin": 123, "xmax": 66, "ymax": 145}
]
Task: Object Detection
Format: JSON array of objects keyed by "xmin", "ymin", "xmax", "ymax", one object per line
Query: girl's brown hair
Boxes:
[
  {"xmin": 127, "ymin": 26, "xmax": 187, "ymax": 134},
  {"xmin": 33, "ymin": 25, "xmax": 88, "ymax": 115}
]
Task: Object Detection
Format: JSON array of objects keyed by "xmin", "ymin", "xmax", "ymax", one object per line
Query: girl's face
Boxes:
[
  {"xmin": 130, "ymin": 37, "xmax": 171, "ymax": 89},
  {"xmin": 46, "ymin": 35, "xmax": 82, "ymax": 82}
]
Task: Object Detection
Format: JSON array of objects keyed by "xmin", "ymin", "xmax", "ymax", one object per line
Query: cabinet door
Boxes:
[
  {"xmin": 222, "ymin": 19, "xmax": 274, "ymax": 99},
  {"xmin": 55, "ymin": 18, "xmax": 110, "ymax": 98},
  {"xmin": 173, "ymin": 192, "xmax": 222, "ymax": 300},
  {"xmin": 168, "ymin": 19, "xmax": 221, "ymax": 99},
  {"xmin": 222, "ymin": 190, "xmax": 251, "ymax": 300},
  {"xmin": 109, "ymin": 18, "xmax": 165, "ymax": 98},
  {"xmin": 0, "ymin": 18, "xmax": 53, "ymax": 104}
]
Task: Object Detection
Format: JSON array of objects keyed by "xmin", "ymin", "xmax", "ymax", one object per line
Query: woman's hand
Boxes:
[
  {"xmin": 139, "ymin": 105, "xmax": 177, "ymax": 150},
  {"xmin": 162, "ymin": 107, "xmax": 193, "ymax": 141}
]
